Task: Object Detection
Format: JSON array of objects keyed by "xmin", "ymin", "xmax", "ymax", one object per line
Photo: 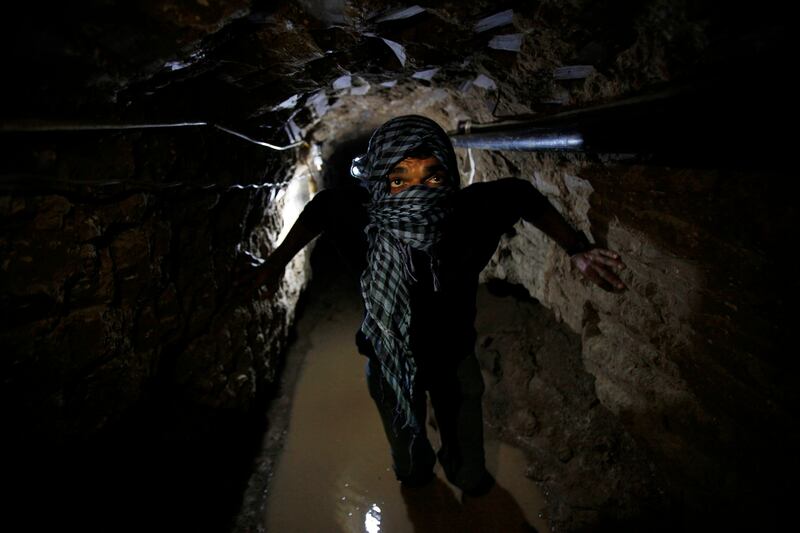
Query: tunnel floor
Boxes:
[{"xmin": 255, "ymin": 239, "xmax": 550, "ymax": 532}]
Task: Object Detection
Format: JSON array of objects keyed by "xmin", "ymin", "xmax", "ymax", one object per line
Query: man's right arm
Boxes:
[
  {"xmin": 255, "ymin": 214, "xmax": 318, "ymax": 280},
  {"xmin": 484, "ymin": 178, "xmax": 627, "ymax": 292}
]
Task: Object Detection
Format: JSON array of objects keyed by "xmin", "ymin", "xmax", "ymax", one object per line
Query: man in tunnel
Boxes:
[{"xmin": 240, "ymin": 114, "xmax": 626, "ymax": 498}]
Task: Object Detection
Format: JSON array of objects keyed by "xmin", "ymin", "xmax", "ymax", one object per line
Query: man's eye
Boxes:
[
  {"xmin": 427, "ymin": 174, "xmax": 444, "ymax": 183},
  {"xmin": 390, "ymin": 178, "xmax": 403, "ymax": 187}
]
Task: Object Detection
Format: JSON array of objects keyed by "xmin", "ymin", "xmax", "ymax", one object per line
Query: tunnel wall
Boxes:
[
  {"xmin": 473, "ymin": 149, "xmax": 796, "ymax": 530},
  {"xmin": 1, "ymin": 128, "xmax": 311, "ymax": 459}
]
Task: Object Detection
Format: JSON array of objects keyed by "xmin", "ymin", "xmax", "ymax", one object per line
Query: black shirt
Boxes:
[{"xmin": 296, "ymin": 177, "xmax": 549, "ymax": 374}]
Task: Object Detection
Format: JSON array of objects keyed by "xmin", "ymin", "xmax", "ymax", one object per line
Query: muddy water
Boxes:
[{"xmin": 263, "ymin": 254, "xmax": 550, "ymax": 533}]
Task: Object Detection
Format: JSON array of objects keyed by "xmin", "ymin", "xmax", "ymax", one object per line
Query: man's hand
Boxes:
[
  {"xmin": 570, "ymin": 248, "xmax": 627, "ymax": 292},
  {"xmin": 232, "ymin": 254, "xmax": 285, "ymax": 301},
  {"xmin": 252, "ymin": 257, "xmax": 285, "ymax": 300}
]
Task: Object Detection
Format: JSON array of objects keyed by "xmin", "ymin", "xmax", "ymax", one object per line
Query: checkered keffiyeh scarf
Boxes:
[{"xmin": 358, "ymin": 115, "xmax": 460, "ymax": 433}]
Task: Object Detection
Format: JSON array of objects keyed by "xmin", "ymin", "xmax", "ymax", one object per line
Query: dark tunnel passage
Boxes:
[{"xmin": 2, "ymin": 2, "xmax": 799, "ymax": 532}]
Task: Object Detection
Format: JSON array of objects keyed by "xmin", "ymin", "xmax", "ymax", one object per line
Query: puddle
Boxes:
[{"xmin": 262, "ymin": 248, "xmax": 550, "ymax": 532}]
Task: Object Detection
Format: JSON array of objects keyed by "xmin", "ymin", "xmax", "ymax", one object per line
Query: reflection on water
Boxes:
[
  {"xmin": 263, "ymin": 263, "xmax": 549, "ymax": 532},
  {"xmin": 365, "ymin": 503, "xmax": 382, "ymax": 533}
]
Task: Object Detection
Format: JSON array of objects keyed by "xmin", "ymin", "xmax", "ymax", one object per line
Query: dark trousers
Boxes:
[{"xmin": 365, "ymin": 353, "xmax": 488, "ymax": 491}]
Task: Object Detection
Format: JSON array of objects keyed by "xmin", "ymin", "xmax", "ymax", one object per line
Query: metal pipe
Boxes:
[
  {"xmin": 447, "ymin": 84, "xmax": 695, "ymax": 153},
  {"xmin": 450, "ymin": 127, "xmax": 584, "ymax": 151},
  {"xmin": 0, "ymin": 120, "xmax": 306, "ymax": 151}
]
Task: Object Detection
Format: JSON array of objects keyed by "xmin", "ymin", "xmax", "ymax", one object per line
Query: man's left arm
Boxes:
[{"xmin": 510, "ymin": 179, "xmax": 628, "ymax": 292}]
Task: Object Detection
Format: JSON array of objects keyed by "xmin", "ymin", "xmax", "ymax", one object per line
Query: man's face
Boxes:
[{"xmin": 386, "ymin": 156, "xmax": 447, "ymax": 195}]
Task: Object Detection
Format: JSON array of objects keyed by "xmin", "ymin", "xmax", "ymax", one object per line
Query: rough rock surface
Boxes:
[
  {"xmin": 476, "ymin": 280, "xmax": 670, "ymax": 532},
  {"xmin": 0, "ymin": 127, "xmax": 314, "ymax": 531},
  {"xmin": 475, "ymin": 150, "xmax": 797, "ymax": 530}
]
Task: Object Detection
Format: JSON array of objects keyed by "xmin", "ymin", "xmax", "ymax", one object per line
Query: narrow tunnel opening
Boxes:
[{"xmin": 238, "ymin": 134, "xmax": 666, "ymax": 532}]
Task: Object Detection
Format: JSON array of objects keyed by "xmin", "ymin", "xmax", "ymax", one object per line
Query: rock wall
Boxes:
[
  {"xmin": 475, "ymin": 150, "xmax": 797, "ymax": 530},
  {"xmin": 475, "ymin": 280, "xmax": 670, "ymax": 532},
  {"xmin": 0, "ymin": 127, "xmax": 312, "ymax": 531}
]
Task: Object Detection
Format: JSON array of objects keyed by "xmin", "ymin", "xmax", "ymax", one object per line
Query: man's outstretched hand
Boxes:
[
  {"xmin": 232, "ymin": 254, "xmax": 286, "ymax": 301},
  {"xmin": 253, "ymin": 257, "xmax": 285, "ymax": 300},
  {"xmin": 570, "ymin": 248, "xmax": 627, "ymax": 292}
]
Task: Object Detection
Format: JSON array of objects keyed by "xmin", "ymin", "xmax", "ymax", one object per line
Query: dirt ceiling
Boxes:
[{"xmin": 4, "ymin": 1, "xmax": 787, "ymax": 146}]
